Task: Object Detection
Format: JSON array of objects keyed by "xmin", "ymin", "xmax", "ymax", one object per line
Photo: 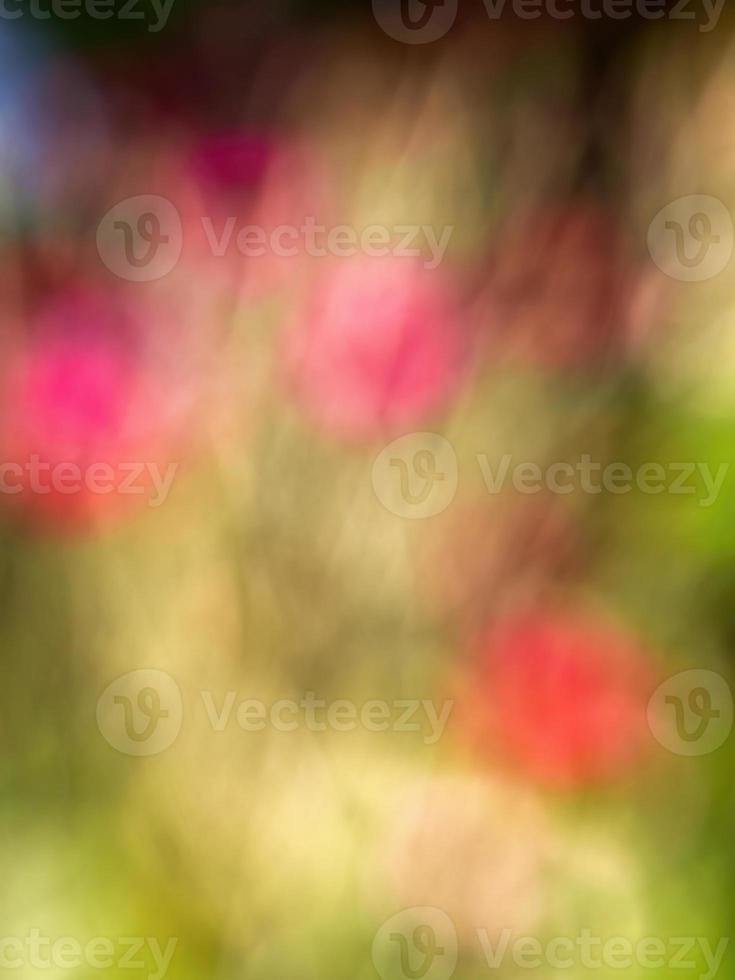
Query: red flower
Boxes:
[{"xmin": 463, "ymin": 607, "xmax": 657, "ymax": 788}]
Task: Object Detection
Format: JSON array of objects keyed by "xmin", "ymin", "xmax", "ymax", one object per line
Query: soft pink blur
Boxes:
[
  {"xmin": 282, "ymin": 256, "xmax": 468, "ymax": 440},
  {"xmin": 0, "ymin": 288, "xmax": 187, "ymax": 528},
  {"xmin": 184, "ymin": 131, "xmax": 335, "ymax": 300}
]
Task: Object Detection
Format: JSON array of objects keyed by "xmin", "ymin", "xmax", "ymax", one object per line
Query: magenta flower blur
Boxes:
[
  {"xmin": 188, "ymin": 131, "xmax": 275, "ymax": 197},
  {"xmin": 0, "ymin": 289, "xmax": 182, "ymax": 528},
  {"xmin": 283, "ymin": 256, "xmax": 467, "ymax": 439}
]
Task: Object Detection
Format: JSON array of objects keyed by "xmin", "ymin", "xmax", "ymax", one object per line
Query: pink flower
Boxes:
[
  {"xmin": 185, "ymin": 131, "xmax": 334, "ymax": 300},
  {"xmin": 188, "ymin": 131, "xmax": 275, "ymax": 198},
  {"xmin": 461, "ymin": 606, "xmax": 657, "ymax": 788},
  {"xmin": 0, "ymin": 288, "xmax": 186, "ymax": 529},
  {"xmin": 282, "ymin": 256, "xmax": 467, "ymax": 439}
]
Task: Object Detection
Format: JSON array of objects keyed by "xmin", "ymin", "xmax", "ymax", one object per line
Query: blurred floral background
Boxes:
[{"xmin": 1, "ymin": 2, "xmax": 735, "ymax": 980}]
